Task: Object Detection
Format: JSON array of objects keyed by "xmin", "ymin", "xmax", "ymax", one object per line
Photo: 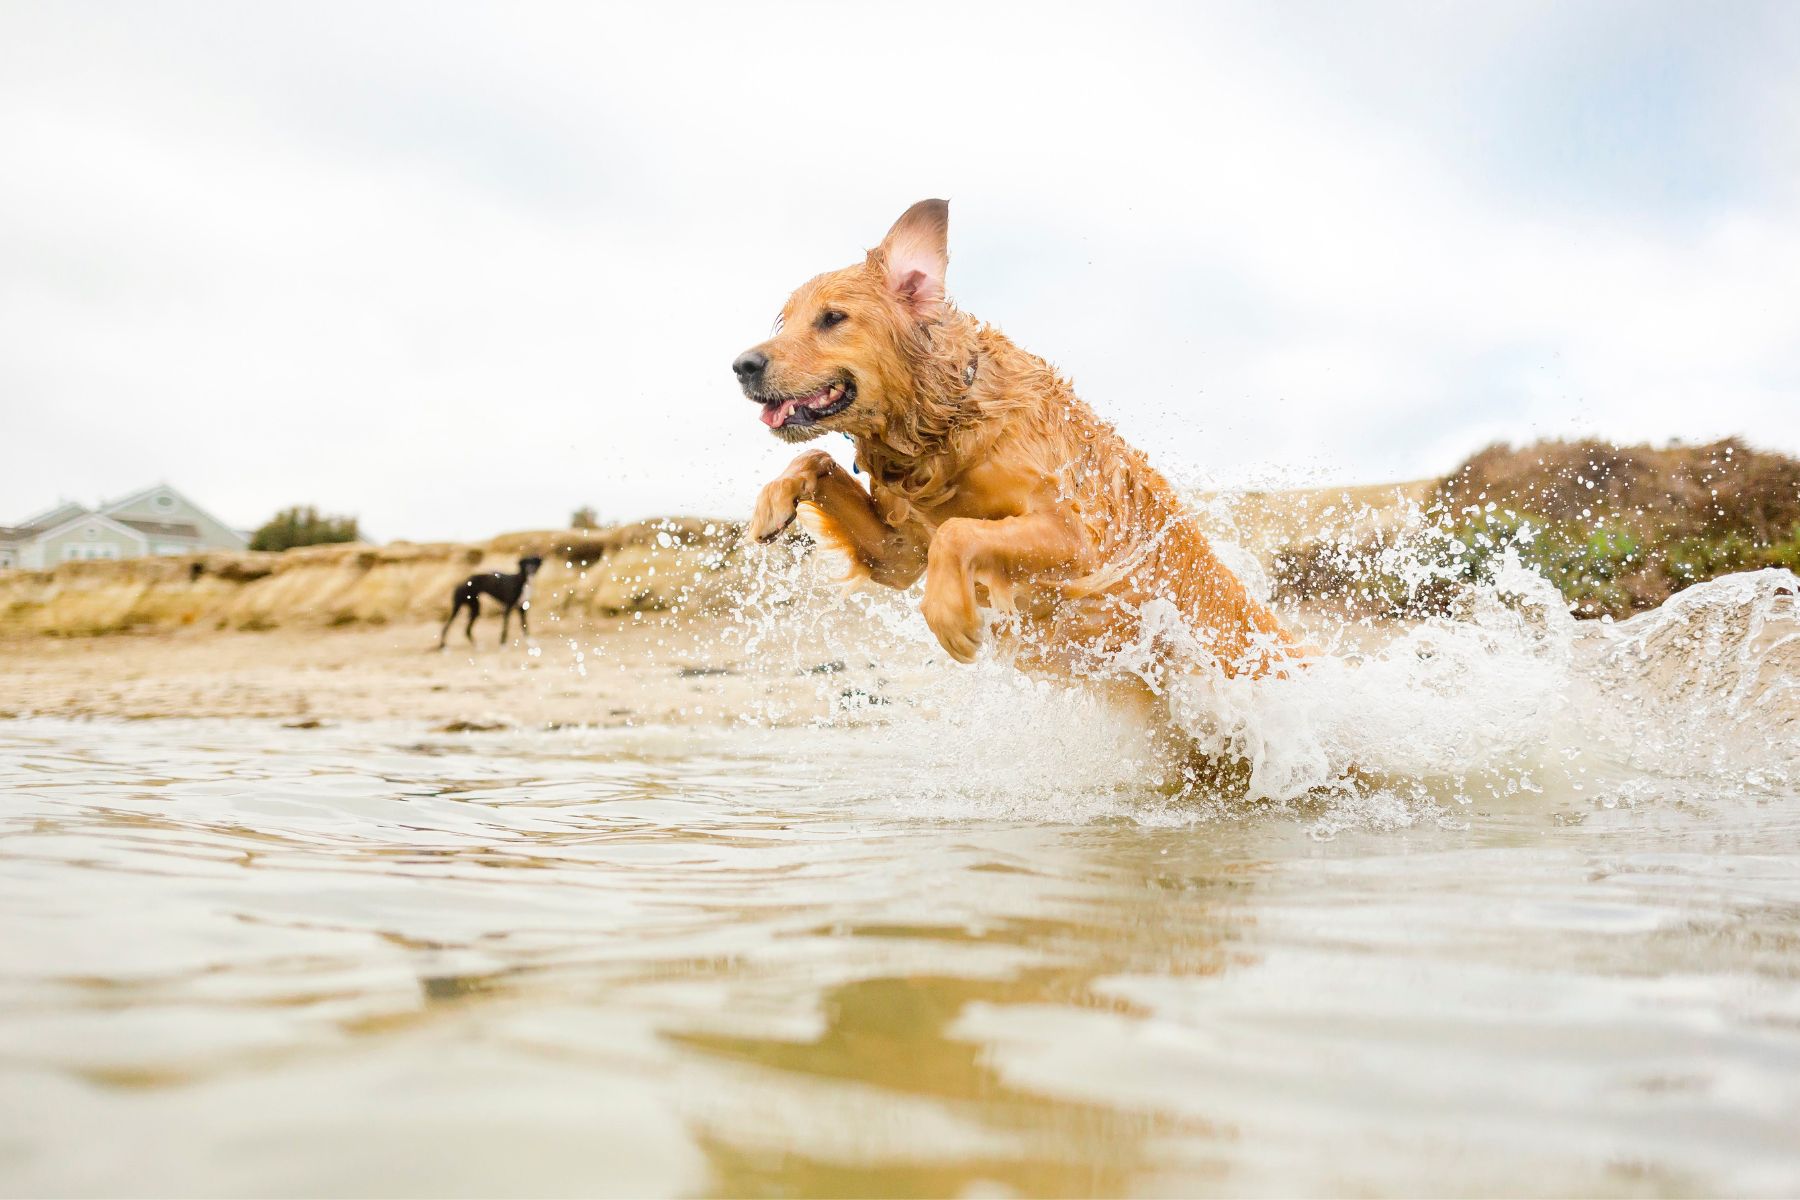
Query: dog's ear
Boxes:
[{"xmin": 871, "ymin": 199, "xmax": 948, "ymax": 318}]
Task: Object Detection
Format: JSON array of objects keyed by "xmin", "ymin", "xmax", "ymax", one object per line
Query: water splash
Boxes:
[
  {"xmin": 1577, "ymin": 567, "xmax": 1798, "ymax": 790},
  {"xmin": 722, "ymin": 496, "xmax": 1800, "ymax": 831}
]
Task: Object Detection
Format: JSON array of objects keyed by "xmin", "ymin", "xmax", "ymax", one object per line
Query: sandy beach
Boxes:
[{"xmin": 0, "ymin": 611, "xmax": 946, "ymax": 730}]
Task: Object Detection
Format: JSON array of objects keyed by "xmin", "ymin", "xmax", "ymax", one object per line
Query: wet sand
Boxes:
[{"xmin": 0, "ymin": 614, "xmax": 937, "ymax": 730}]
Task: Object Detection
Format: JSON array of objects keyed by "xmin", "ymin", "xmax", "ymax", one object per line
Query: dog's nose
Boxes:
[{"xmin": 732, "ymin": 350, "xmax": 768, "ymax": 384}]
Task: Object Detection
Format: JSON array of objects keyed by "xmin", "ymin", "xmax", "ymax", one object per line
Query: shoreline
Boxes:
[{"xmin": 0, "ymin": 613, "xmax": 938, "ymax": 730}]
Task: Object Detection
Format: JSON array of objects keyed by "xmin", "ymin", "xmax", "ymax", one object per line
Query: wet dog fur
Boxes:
[{"xmin": 734, "ymin": 200, "xmax": 1301, "ymax": 685}]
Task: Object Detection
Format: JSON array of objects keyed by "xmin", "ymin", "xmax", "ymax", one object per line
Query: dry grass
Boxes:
[
  {"xmin": 0, "ymin": 518, "xmax": 744, "ymax": 638},
  {"xmin": 1437, "ymin": 437, "xmax": 1800, "ymax": 542}
]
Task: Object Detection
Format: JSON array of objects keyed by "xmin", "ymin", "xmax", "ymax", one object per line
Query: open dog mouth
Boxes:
[{"xmin": 755, "ymin": 378, "xmax": 855, "ymax": 430}]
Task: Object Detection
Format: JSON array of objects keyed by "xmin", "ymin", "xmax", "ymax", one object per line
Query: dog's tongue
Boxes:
[{"xmin": 760, "ymin": 396, "xmax": 804, "ymax": 428}]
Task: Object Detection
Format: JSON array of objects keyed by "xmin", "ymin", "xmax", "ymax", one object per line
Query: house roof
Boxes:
[
  {"xmin": 24, "ymin": 510, "xmax": 151, "ymax": 547},
  {"xmin": 114, "ymin": 518, "xmax": 202, "ymax": 539},
  {"xmin": 102, "ymin": 483, "xmax": 244, "ymax": 546},
  {"xmin": 100, "ymin": 483, "xmax": 174, "ymax": 512},
  {"xmin": 11, "ymin": 501, "xmax": 91, "ymax": 537},
  {"xmin": 7, "ymin": 485, "xmax": 245, "ymax": 549}
]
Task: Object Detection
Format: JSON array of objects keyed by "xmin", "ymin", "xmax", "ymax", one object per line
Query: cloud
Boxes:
[{"xmin": 1, "ymin": 1, "xmax": 1795, "ymax": 539}]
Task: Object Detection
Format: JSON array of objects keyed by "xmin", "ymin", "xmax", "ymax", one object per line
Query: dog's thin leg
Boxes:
[
  {"xmin": 465, "ymin": 597, "xmax": 480, "ymax": 644},
  {"xmin": 439, "ymin": 601, "xmax": 461, "ymax": 650},
  {"xmin": 518, "ymin": 604, "xmax": 528, "ymax": 640},
  {"xmin": 499, "ymin": 605, "xmax": 511, "ymax": 647}
]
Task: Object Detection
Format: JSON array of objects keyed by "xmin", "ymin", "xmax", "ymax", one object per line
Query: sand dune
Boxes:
[{"xmin": 0, "ymin": 518, "xmax": 742, "ymax": 638}]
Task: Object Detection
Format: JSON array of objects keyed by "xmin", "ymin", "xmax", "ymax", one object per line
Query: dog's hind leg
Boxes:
[
  {"xmin": 464, "ymin": 596, "xmax": 480, "ymax": 644},
  {"xmin": 438, "ymin": 600, "xmax": 463, "ymax": 650}
]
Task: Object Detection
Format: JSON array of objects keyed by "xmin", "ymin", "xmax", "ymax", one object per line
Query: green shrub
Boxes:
[
  {"xmin": 250, "ymin": 506, "xmax": 360, "ymax": 552},
  {"xmin": 1438, "ymin": 513, "xmax": 1800, "ymax": 619},
  {"xmin": 1275, "ymin": 436, "xmax": 1800, "ymax": 620}
]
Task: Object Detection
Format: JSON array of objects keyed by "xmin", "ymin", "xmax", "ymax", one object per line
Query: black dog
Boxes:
[{"xmin": 439, "ymin": 556, "xmax": 543, "ymax": 649}]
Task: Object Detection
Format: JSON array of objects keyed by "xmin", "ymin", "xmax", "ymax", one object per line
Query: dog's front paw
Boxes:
[
  {"xmin": 746, "ymin": 476, "xmax": 806, "ymax": 543},
  {"xmin": 745, "ymin": 451, "xmax": 834, "ymax": 544},
  {"xmin": 921, "ymin": 591, "xmax": 982, "ymax": 664}
]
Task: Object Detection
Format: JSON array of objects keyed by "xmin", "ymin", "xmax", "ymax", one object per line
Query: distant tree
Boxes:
[
  {"xmin": 250, "ymin": 505, "xmax": 360, "ymax": 552},
  {"xmin": 570, "ymin": 505, "xmax": 600, "ymax": 530}
]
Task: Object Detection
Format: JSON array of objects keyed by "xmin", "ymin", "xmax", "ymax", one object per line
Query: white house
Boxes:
[{"xmin": 0, "ymin": 484, "xmax": 248, "ymax": 569}]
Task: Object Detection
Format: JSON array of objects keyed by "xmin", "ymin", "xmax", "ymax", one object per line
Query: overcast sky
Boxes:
[{"xmin": 2, "ymin": 1, "xmax": 1796, "ymax": 541}]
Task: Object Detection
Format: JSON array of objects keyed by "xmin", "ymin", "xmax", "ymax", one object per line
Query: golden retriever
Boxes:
[{"xmin": 733, "ymin": 199, "xmax": 1301, "ymax": 687}]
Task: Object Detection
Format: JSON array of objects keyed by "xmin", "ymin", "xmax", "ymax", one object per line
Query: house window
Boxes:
[
  {"xmin": 154, "ymin": 494, "xmax": 175, "ymax": 511},
  {"xmin": 63, "ymin": 543, "xmax": 121, "ymax": 561}
]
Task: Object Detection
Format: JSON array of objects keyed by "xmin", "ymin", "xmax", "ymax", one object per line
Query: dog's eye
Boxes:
[{"xmin": 817, "ymin": 309, "xmax": 847, "ymax": 330}]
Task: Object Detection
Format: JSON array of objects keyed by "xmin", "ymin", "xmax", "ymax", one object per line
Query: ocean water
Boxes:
[{"xmin": 1, "ymin": 567, "xmax": 1797, "ymax": 1196}]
